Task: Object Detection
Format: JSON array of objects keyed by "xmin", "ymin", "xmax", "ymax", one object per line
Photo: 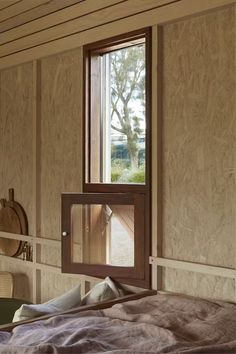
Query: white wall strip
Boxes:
[{"xmin": 150, "ymin": 257, "xmax": 236, "ymax": 279}]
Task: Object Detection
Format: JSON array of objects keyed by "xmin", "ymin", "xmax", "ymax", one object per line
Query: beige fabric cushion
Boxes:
[
  {"xmin": 13, "ymin": 284, "xmax": 81, "ymax": 322},
  {"xmin": 81, "ymin": 277, "xmax": 124, "ymax": 305}
]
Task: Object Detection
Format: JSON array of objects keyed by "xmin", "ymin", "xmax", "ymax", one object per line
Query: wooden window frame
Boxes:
[
  {"xmin": 83, "ymin": 27, "xmax": 152, "ymax": 193},
  {"xmin": 61, "ymin": 193, "xmax": 148, "ymax": 286},
  {"xmin": 62, "ymin": 28, "xmax": 151, "ymax": 288}
]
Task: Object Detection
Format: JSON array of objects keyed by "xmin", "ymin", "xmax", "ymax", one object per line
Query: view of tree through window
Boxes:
[
  {"xmin": 103, "ymin": 41, "xmax": 146, "ymax": 184},
  {"xmin": 87, "ymin": 35, "xmax": 147, "ymax": 185}
]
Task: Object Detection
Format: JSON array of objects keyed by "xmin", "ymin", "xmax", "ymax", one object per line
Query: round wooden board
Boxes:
[
  {"xmin": 0, "ymin": 189, "xmax": 28, "ymax": 257},
  {"xmin": 0, "ymin": 206, "xmax": 22, "ymax": 257}
]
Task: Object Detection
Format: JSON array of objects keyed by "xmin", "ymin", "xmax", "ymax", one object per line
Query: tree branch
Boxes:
[{"xmin": 111, "ymin": 124, "xmax": 124, "ymax": 134}]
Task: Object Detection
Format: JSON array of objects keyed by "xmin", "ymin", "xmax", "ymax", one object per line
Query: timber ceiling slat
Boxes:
[
  {"xmin": 0, "ymin": 0, "xmax": 235, "ymax": 70},
  {"xmin": 0, "ymin": 0, "xmax": 125, "ymax": 43},
  {"xmin": 0, "ymin": 0, "xmax": 21, "ymax": 11},
  {"xmin": 0, "ymin": 0, "xmax": 53, "ymax": 22},
  {"xmin": 0, "ymin": 0, "xmax": 84, "ymax": 32},
  {"xmin": 0, "ymin": 0, "xmax": 178, "ymax": 58}
]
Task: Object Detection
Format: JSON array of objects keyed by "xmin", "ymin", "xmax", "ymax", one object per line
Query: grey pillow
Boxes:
[
  {"xmin": 13, "ymin": 284, "xmax": 81, "ymax": 322},
  {"xmin": 81, "ymin": 277, "xmax": 124, "ymax": 305}
]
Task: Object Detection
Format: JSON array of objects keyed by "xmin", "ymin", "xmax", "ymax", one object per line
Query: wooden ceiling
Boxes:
[
  {"xmin": 0, "ymin": 0, "xmax": 235, "ymax": 70},
  {"xmin": 0, "ymin": 0, "xmax": 84, "ymax": 32}
]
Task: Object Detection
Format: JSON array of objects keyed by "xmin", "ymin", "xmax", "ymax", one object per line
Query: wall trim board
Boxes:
[
  {"xmin": 0, "ymin": 231, "xmax": 34, "ymax": 243},
  {"xmin": 0, "ymin": 0, "xmax": 235, "ymax": 70},
  {"xmin": 150, "ymin": 257, "xmax": 236, "ymax": 279},
  {"xmin": 0, "ymin": 0, "xmax": 126, "ymax": 44},
  {"xmin": 0, "ymin": 253, "xmax": 65, "ymax": 276},
  {"xmin": 0, "ymin": 231, "xmax": 60, "ymax": 247},
  {"xmin": 0, "ymin": 253, "xmax": 83, "ymax": 278},
  {"xmin": 32, "ymin": 60, "xmax": 41, "ymax": 303},
  {"xmin": 151, "ymin": 25, "xmax": 163, "ymax": 291},
  {"xmin": 151, "ymin": 24, "xmax": 158, "ymax": 291},
  {"xmin": 0, "ymin": 0, "xmax": 179, "ymax": 58}
]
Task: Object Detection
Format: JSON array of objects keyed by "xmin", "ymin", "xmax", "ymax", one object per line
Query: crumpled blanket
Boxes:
[{"xmin": 0, "ymin": 293, "xmax": 236, "ymax": 353}]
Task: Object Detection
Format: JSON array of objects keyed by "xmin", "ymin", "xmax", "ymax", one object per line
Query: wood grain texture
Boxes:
[
  {"xmin": 0, "ymin": 0, "xmax": 235, "ymax": 70},
  {"xmin": 0, "ymin": 0, "xmax": 176, "ymax": 58},
  {"xmin": 0, "ymin": 206, "xmax": 21, "ymax": 256},
  {"xmin": 0, "ymin": 0, "xmax": 124, "ymax": 44},
  {"xmin": 0, "ymin": 0, "xmax": 52, "ymax": 22},
  {"xmin": 0, "ymin": 0, "xmax": 84, "ymax": 32},
  {"xmin": 162, "ymin": 5, "xmax": 236, "ymax": 299},
  {"xmin": 0, "ymin": 63, "xmax": 34, "ymax": 236},
  {"xmin": 0, "ymin": 0, "xmax": 20, "ymax": 11},
  {"xmin": 40, "ymin": 48, "xmax": 83, "ymax": 239}
]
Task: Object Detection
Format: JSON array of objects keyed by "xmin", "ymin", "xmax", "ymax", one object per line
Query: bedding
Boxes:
[
  {"xmin": 13, "ymin": 277, "xmax": 123, "ymax": 322},
  {"xmin": 0, "ymin": 292, "xmax": 236, "ymax": 353},
  {"xmin": 12, "ymin": 284, "xmax": 81, "ymax": 322},
  {"xmin": 80, "ymin": 277, "xmax": 125, "ymax": 305}
]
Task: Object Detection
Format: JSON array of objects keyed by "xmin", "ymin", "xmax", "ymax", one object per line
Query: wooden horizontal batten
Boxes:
[
  {"xmin": 0, "ymin": 0, "xmax": 84, "ymax": 32},
  {"xmin": 0, "ymin": 0, "xmax": 54, "ymax": 23},
  {"xmin": 0, "ymin": 231, "xmax": 60, "ymax": 247},
  {"xmin": 0, "ymin": 0, "xmax": 177, "ymax": 57},
  {"xmin": 0, "ymin": 254, "xmax": 62, "ymax": 275},
  {"xmin": 0, "ymin": 0, "xmax": 125, "ymax": 43},
  {"xmin": 0, "ymin": 0, "xmax": 235, "ymax": 70},
  {"xmin": 0, "ymin": 254, "xmax": 34, "ymax": 268},
  {"xmin": 150, "ymin": 257, "xmax": 236, "ymax": 279},
  {"xmin": 0, "ymin": 253, "xmax": 99, "ymax": 280},
  {"xmin": 0, "ymin": 231, "xmax": 34, "ymax": 243},
  {"xmin": 0, "ymin": 0, "xmax": 20, "ymax": 12}
]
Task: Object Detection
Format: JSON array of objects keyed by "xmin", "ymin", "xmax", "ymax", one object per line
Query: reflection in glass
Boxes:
[{"xmin": 71, "ymin": 204, "xmax": 134, "ymax": 267}]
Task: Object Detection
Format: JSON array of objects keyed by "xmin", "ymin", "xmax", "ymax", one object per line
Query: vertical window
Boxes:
[
  {"xmin": 62, "ymin": 29, "xmax": 151, "ymax": 288},
  {"xmin": 85, "ymin": 29, "xmax": 150, "ymax": 190}
]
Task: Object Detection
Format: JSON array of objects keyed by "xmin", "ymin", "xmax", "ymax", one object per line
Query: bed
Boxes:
[{"xmin": 0, "ymin": 290, "xmax": 236, "ymax": 353}]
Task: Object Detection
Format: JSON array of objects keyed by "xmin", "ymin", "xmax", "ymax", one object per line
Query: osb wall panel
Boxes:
[
  {"xmin": 162, "ymin": 5, "xmax": 236, "ymax": 299},
  {"xmin": 163, "ymin": 268, "xmax": 235, "ymax": 303},
  {"xmin": 0, "ymin": 63, "xmax": 34, "ymax": 235},
  {"xmin": 40, "ymin": 48, "xmax": 83, "ymax": 295},
  {"xmin": 40, "ymin": 47, "xmax": 83, "ymax": 240},
  {"xmin": 41, "ymin": 244, "xmax": 61, "ymax": 267},
  {"xmin": 40, "ymin": 271, "xmax": 82, "ymax": 303}
]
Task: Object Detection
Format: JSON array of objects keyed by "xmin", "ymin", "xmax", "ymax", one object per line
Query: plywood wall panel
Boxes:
[
  {"xmin": 162, "ymin": 5, "xmax": 236, "ymax": 272},
  {"xmin": 0, "ymin": 63, "xmax": 34, "ymax": 235},
  {"xmin": 40, "ymin": 245, "xmax": 61, "ymax": 267},
  {"xmin": 40, "ymin": 48, "xmax": 83, "ymax": 240},
  {"xmin": 163, "ymin": 268, "xmax": 235, "ymax": 303},
  {"xmin": 40, "ymin": 271, "xmax": 82, "ymax": 303},
  {"xmin": 161, "ymin": 5, "xmax": 236, "ymax": 302},
  {"xmin": 39, "ymin": 47, "xmax": 85, "ymax": 302}
]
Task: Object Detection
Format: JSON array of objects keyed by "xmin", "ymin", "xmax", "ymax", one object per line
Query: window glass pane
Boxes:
[
  {"xmin": 71, "ymin": 204, "xmax": 134, "ymax": 266},
  {"xmin": 90, "ymin": 40, "xmax": 146, "ymax": 184}
]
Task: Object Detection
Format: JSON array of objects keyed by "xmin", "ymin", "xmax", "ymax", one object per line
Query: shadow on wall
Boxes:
[{"xmin": 13, "ymin": 273, "xmax": 30, "ymax": 301}]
